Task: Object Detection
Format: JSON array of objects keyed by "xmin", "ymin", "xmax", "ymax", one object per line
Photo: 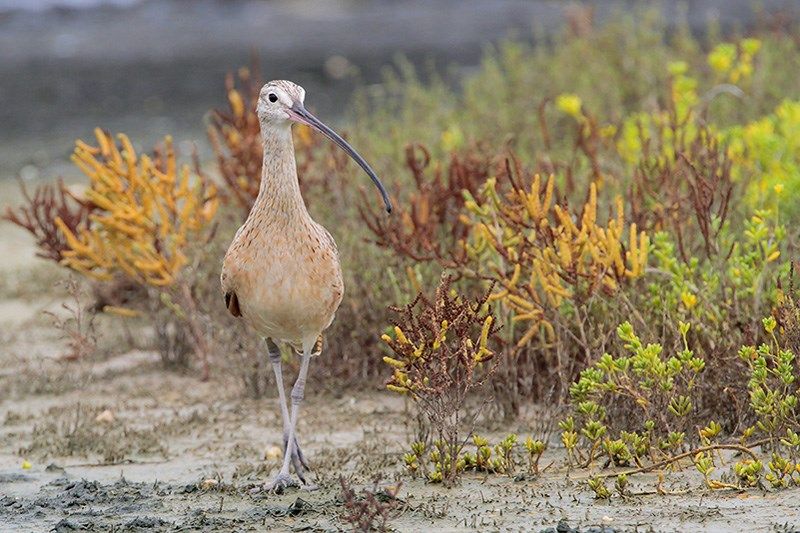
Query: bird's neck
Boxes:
[{"xmin": 252, "ymin": 124, "xmax": 311, "ymax": 226}]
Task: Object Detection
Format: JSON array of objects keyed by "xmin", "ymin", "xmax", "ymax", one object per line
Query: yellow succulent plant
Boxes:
[
  {"xmin": 56, "ymin": 129, "xmax": 218, "ymax": 287},
  {"xmin": 464, "ymin": 174, "xmax": 648, "ymax": 347}
]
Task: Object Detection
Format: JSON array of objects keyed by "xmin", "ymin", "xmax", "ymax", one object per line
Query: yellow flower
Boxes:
[
  {"xmin": 21, "ymin": 460, "xmax": 32, "ymax": 470},
  {"xmin": 741, "ymin": 38, "xmax": 762, "ymax": 56},
  {"xmin": 681, "ymin": 291, "xmax": 698, "ymax": 310},
  {"xmin": 556, "ymin": 94, "xmax": 582, "ymax": 119},
  {"xmin": 441, "ymin": 125, "xmax": 464, "ymax": 151},
  {"xmin": 708, "ymin": 43, "xmax": 735, "ymax": 74},
  {"xmin": 774, "ymin": 183, "xmax": 785, "ymax": 195},
  {"xmin": 600, "ymin": 124, "xmax": 617, "ymax": 138}
]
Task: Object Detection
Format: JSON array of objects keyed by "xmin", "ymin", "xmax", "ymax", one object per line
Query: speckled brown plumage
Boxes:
[
  {"xmin": 221, "ymin": 82, "xmax": 343, "ymax": 354},
  {"xmin": 220, "ymin": 80, "xmax": 388, "ymax": 493}
]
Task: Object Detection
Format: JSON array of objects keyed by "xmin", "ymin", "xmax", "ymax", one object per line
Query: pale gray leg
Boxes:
[
  {"xmin": 266, "ymin": 338, "xmax": 308, "ymax": 479},
  {"xmin": 261, "ymin": 342, "xmax": 313, "ymax": 494}
]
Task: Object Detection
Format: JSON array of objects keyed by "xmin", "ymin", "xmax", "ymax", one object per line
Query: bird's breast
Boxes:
[{"xmin": 222, "ymin": 221, "xmax": 344, "ymax": 347}]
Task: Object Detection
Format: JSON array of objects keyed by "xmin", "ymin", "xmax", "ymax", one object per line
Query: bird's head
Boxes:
[
  {"xmin": 257, "ymin": 80, "xmax": 306, "ymax": 125},
  {"xmin": 257, "ymin": 80, "xmax": 392, "ymax": 214}
]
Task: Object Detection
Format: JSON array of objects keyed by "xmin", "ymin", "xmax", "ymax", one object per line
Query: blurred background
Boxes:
[{"xmin": 1, "ymin": 0, "xmax": 798, "ymax": 183}]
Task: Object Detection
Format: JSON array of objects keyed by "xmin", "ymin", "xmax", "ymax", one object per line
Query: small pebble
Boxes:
[
  {"xmin": 264, "ymin": 445, "xmax": 282, "ymax": 460},
  {"xmin": 95, "ymin": 409, "xmax": 115, "ymax": 424},
  {"xmin": 200, "ymin": 478, "xmax": 218, "ymax": 490}
]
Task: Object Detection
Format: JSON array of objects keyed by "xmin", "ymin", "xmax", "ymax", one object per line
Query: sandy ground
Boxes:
[{"xmin": 2, "ymin": 349, "xmax": 800, "ymax": 532}]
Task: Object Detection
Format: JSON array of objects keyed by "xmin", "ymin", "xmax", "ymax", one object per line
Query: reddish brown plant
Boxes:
[
  {"xmin": 630, "ymin": 123, "xmax": 734, "ymax": 261},
  {"xmin": 382, "ymin": 275, "xmax": 499, "ymax": 483},
  {"xmin": 359, "ymin": 143, "xmax": 494, "ymax": 267},
  {"xmin": 207, "ymin": 67, "xmax": 264, "ymax": 210},
  {"xmin": 338, "ymin": 476, "xmax": 402, "ymax": 533},
  {"xmin": 2, "ymin": 178, "xmax": 92, "ymax": 263}
]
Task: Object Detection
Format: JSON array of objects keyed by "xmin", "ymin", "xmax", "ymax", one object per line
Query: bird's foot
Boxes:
[
  {"xmin": 251, "ymin": 472, "xmax": 298, "ymax": 495},
  {"xmin": 283, "ymin": 433, "xmax": 310, "ymax": 482}
]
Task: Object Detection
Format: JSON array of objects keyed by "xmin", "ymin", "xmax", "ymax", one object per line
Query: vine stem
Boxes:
[{"xmin": 588, "ymin": 443, "xmax": 760, "ymax": 480}]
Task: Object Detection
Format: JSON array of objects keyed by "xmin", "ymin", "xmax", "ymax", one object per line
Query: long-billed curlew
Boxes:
[{"xmin": 221, "ymin": 80, "xmax": 392, "ymax": 493}]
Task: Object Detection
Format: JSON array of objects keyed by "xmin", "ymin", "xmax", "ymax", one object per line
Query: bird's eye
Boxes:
[{"xmin": 268, "ymin": 93, "xmax": 278, "ymax": 103}]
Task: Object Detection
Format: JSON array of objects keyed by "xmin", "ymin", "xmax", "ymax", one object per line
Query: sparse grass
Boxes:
[
  {"xmin": 18, "ymin": 399, "xmax": 216, "ymax": 464},
  {"xmin": 42, "ymin": 277, "xmax": 97, "ymax": 361},
  {"xmin": 21, "ymin": 403, "xmax": 168, "ymax": 463}
]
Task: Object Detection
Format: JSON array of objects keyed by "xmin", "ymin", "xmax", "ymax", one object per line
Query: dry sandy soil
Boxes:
[{"xmin": 2, "ymin": 196, "xmax": 800, "ymax": 532}]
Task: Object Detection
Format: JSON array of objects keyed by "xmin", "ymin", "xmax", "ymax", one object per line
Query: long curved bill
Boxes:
[{"xmin": 288, "ymin": 102, "xmax": 392, "ymax": 214}]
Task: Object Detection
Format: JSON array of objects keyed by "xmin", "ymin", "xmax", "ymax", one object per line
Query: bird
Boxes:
[{"xmin": 220, "ymin": 80, "xmax": 392, "ymax": 493}]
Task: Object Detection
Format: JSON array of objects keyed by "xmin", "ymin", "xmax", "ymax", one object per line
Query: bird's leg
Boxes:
[
  {"xmin": 262, "ymin": 344, "xmax": 313, "ymax": 494},
  {"xmin": 266, "ymin": 338, "xmax": 291, "ymax": 438},
  {"xmin": 266, "ymin": 339, "xmax": 308, "ymax": 476}
]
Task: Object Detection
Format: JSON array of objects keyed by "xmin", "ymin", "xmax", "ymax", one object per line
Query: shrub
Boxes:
[
  {"xmin": 463, "ymin": 174, "xmax": 648, "ymax": 345},
  {"xmin": 5, "ymin": 129, "xmax": 219, "ymax": 377},
  {"xmin": 359, "ymin": 143, "xmax": 492, "ymax": 267},
  {"xmin": 363, "ymin": 146, "xmax": 651, "ymax": 414},
  {"xmin": 382, "ymin": 275, "xmax": 499, "ymax": 485},
  {"xmin": 207, "ymin": 67, "xmax": 264, "ymax": 210},
  {"xmin": 55, "ymin": 129, "xmax": 217, "ymax": 287},
  {"xmin": 565, "ymin": 321, "xmax": 705, "ymax": 466},
  {"xmin": 739, "ymin": 317, "xmax": 800, "ymax": 444},
  {"xmin": 561, "ymin": 312, "xmax": 800, "ymax": 493},
  {"xmin": 360, "ymin": 34, "xmax": 800, "ymax": 423},
  {"xmin": 725, "ymin": 99, "xmax": 800, "ymax": 219},
  {"xmin": 403, "ymin": 433, "xmax": 547, "ymax": 483}
]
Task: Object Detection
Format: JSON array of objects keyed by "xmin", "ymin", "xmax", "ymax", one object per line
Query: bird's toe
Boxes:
[
  {"xmin": 291, "ymin": 452, "xmax": 307, "ymax": 484},
  {"xmin": 301, "ymin": 480, "xmax": 319, "ymax": 492},
  {"xmin": 252, "ymin": 473, "xmax": 298, "ymax": 495}
]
